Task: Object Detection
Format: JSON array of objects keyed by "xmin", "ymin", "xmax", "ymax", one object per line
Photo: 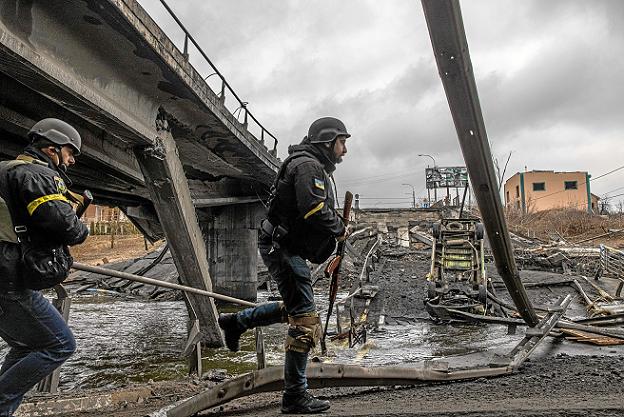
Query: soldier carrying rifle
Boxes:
[{"xmin": 219, "ymin": 117, "xmax": 351, "ymax": 414}]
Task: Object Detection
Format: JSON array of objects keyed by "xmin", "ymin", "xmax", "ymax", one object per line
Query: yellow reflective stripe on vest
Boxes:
[
  {"xmin": 26, "ymin": 194, "xmax": 70, "ymax": 216},
  {"xmin": 303, "ymin": 201, "xmax": 324, "ymax": 220}
]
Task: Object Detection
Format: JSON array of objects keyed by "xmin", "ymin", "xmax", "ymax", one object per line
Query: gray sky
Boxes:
[{"xmin": 138, "ymin": 0, "xmax": 624, "ymax": 210}]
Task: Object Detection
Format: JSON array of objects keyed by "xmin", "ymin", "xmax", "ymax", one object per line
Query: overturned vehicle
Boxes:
[{"xmin": 425, "ymin": 217, "xmax": 493, "ymax": 320}]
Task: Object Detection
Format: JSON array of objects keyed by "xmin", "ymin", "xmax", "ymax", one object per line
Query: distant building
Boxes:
[
  {"xmin": 82, "ymin": 205, "xmax": 125, "ymax": 223},
  {"xmin": 504, "ymin": 170, "xmax": 599, "ymax": 214}
]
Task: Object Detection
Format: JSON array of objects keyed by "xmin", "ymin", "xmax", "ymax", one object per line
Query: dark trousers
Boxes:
[
  {"xmin": 0, "ymin": 289, "xmax": 75, "ymax": 416},
  {"xmin": 236, "ymin": 238, "xmax": 316, "ymax": 395}
]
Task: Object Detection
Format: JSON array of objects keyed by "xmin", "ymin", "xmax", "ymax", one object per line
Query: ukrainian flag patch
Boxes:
[{"xmin": 314, "ymin": 178, "xmax": 325, "ymax": 190}]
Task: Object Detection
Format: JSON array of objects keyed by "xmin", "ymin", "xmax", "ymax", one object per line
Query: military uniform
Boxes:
[
  {"xmin": 219, "ymin": 128, "xmax": 348, "ymax": 413},
  {"xmin": 0, "ymin": 148, "xmax": 88, "ymax": 416}
]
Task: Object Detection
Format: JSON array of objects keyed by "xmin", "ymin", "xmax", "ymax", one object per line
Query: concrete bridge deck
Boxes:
[{"xmin": 0, "ymin": 0, "xmax": 281, "ymax": 345}]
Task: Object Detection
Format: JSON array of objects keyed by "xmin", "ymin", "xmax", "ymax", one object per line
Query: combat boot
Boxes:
[
  {"xmin": 281, "ymin": 391, "xmax": 330, "ymax": 414},
  {"xmin": 218, "ymin": 313, "xmax": 245, "ymax": 352}
]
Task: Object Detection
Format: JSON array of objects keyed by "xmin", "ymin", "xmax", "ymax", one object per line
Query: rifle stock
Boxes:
[
  {"xmin": 66, "ymin": 189, "xmax": 93, "ymax": 218},
  {"xmin": 320, "ymin": 191, "xmax": 353, "ymax": 355},
  {"xmin": 323, "ymin": 254, "xmax": 342, "ymax": 278}
]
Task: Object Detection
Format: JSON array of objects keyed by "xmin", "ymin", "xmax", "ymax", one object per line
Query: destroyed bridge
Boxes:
[
  {"xmin": 1, "ymin": 0, "xmax": 538, "ymax": 350},
  {"xmin": 0, "ymin": 0, "xmax": 279, "ymax": 345},
  {"xmin": 5, "ymin": 1, "xmax": 620, "ymax": 416}
]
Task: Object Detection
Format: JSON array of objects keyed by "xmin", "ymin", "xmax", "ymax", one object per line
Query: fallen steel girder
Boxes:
[
  {"xmin": 421, "ymin": 0, "xmax": 539, "ymax": 326},
  {"xmin": 165, "ymin": 363, "xmax": 511, "ymax": 417}
]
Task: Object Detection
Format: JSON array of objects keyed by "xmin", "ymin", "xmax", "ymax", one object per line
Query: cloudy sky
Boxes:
[{"xmin": 138, "ymin": 0, "xmax": 624, "ymax": 210}]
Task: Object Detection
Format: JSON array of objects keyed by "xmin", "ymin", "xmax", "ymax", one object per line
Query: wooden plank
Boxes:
[{"xmin": 560, "ymin": 329, "xmax": 624, "ymax": 346}]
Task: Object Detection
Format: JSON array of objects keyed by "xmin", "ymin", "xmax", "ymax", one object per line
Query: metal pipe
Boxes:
[
  {"xmin": 421, "ymin": 0, "xmax": 538, "ymax": 325},
  {"xmin": 71, "ymin": 262, "xmax": 257, "ymax": 307}
]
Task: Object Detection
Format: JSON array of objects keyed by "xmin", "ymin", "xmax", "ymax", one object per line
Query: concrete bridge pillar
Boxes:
[
  {"xmin": 133, "ymin": 120, "xmax": 223, "ymax": 347},
  {"xmin": 201, "ymin": 203, "xmax": 265, "ymax": 302}
]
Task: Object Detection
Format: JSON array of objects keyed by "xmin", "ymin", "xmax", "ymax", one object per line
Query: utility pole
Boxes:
[
  {"xmin": 402, "ymin": 183, "xmax": 416, "ymax": 209},
  {"xmin": 418, "ymin": 154, "xmax": 437, "ymax": 206}
]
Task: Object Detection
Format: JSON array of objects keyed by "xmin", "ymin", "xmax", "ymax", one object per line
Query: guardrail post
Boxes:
[
  {"xmin": 157, "ymin": 0, "xmax": 279, "ymax": 158},
  {"xmin": 219, "ymin": 81, "xmax": 226, "ymax": 103},
  {"xmin": 183, "ymin": 34, "xmax": 189, "ymax": 60},
  {"xmin": 37, "ymin": 285, "xmax": 71, "ymax": 394}
]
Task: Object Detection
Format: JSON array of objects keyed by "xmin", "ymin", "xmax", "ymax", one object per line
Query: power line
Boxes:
[
  {"xmin": 602, "ymin": 185, "xmax": 624, "ymax": 196},
  {"xmin": 590, "ymin": 165, "xmax": 624, "ymax": 181},
  {"xmin": 357, "ymin": 197, "xmax": 413, "ymax": 200},
  {"xmin": 339, "ymin": 165, "xmax": 425, "ymax": 185},
  {"xmin": 605, "ymin": 191, "xmax": 624, "ymax": 200}
]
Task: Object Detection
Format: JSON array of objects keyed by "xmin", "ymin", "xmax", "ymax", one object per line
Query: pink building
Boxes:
[{"xmin": 504, "ymin": 170, "xmax": 599, "ymax": 214}]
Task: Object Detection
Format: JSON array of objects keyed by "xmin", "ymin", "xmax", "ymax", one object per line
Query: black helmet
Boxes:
[
  {"xmin": 307, "ymin": 117, "xmax": 350, "ymax": 144},
  {"xmin": 28, "ymin": 118, "xmax": 81, "ymax": 155}
]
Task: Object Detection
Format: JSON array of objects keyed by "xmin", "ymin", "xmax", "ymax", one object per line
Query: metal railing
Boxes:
[
  {"xmin": 600, "ymin": 245, "xmax": 624, "ymax": 278},
  {"xmin": 599, "ymin": 244, "xmax": 624, "ymax": 296},
  {"xmin": 156, "ymin": 0, "xmax": 279, "ymax": 154}
]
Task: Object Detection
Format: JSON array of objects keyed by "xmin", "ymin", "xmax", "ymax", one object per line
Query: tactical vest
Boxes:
[
  {"xmin": 265, "ymin": 151, "xmax": 338, "ymax": 263},
  {"xmin": 266, "ymin": 150, "xmax": 317, "ymax": 227}
]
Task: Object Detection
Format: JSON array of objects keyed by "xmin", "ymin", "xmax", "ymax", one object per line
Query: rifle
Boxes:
[
  {"xmin": 320, "ymin": 191, "xmax": 353, "ymax": 355},
  {"xmin": 66, "ymin": 189, "xmax": 93, "ymax": 218}
]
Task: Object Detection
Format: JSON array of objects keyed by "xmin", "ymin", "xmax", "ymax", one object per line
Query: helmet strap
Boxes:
[{"xmin": 52, "ymin": 146, "xmax": 73, "ymax": 186}]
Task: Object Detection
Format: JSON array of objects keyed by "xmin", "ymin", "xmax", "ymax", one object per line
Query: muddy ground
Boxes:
[
  {"xmin": 42, "ymin": 244, "xmax": 624, "ymax": 417},
  {"xmin": 196, "ymin": 355, "xmax": 624, "ymax": 417},
  {"xmin": 71, "ymin": 234, "xmax": 162, "ymax": 266}
]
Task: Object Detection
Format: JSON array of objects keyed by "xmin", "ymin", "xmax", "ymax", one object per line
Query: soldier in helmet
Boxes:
[
  {"xmin": 219, "ymin": 117, "xmax": 350, "ymax": 414},
  {"xmin": 0, "ymin": 118, "xmax": 89, "ymax": 417}
]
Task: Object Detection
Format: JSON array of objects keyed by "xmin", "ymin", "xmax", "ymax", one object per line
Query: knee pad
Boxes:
[{"xmin": 284, "ymin": 312, "xmax": 321, "ymax": 353}]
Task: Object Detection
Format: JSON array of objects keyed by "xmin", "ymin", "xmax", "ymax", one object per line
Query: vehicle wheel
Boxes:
[
  {"xmin": 478, "ymin": 284, "xmax": 487, "ymax": 304},
  {"xmin": 427, "ymin": 281, "xmax": 437, "ymax": 300},
  {"xmin": 432, "ymin": 222, "xmax": 441, "ymax": 239},
  {"xmin": 447, "ymin": 221, "xmax": 463, "ymax": 231},
  {"xmin": 475, "ymin": 222, "xmax": 485, "ymax": 240}
]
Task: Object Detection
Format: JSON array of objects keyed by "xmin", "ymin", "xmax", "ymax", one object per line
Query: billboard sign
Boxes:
[{"xmin": 425, "ymin": 166, "xmax": 468, "ymax": 189}]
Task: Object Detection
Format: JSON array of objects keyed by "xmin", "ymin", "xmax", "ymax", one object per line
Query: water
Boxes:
[{"xmin": 0, "ymin": 290, "xmax": 527, "ymax": 391}]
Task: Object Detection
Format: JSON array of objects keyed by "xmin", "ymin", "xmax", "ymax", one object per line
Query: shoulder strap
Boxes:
[
  {"xmin": 0, "ymin": 159, "xmax": 31, "ymax": 243},
  {"xmin": 272, "ymin": 151, "xmax": 317, "ymax": 187},
  {"xmin": 266, "ymin": 151, "xmax": 318, "ymax": 224}
]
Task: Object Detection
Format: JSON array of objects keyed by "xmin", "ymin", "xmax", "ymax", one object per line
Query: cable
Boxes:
[
  {"xmin": 357, "ymin": 197, "xmax": 413, "ymax": 200},
  {"xmin": 603, "ymin": 185, "xmax": 624, "ymax": 196},
  {"xmin": 590, "ymin": 165, "xmax": 624, "ymax": 182},
  {"xmin": 339, "ymin": 166, "xmax": 425, "ymax": 185}
]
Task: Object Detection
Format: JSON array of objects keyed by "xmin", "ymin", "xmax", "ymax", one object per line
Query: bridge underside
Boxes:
[{"xmin": 0, "ymin": 0, "xmax": 280, "ymax": 345}]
